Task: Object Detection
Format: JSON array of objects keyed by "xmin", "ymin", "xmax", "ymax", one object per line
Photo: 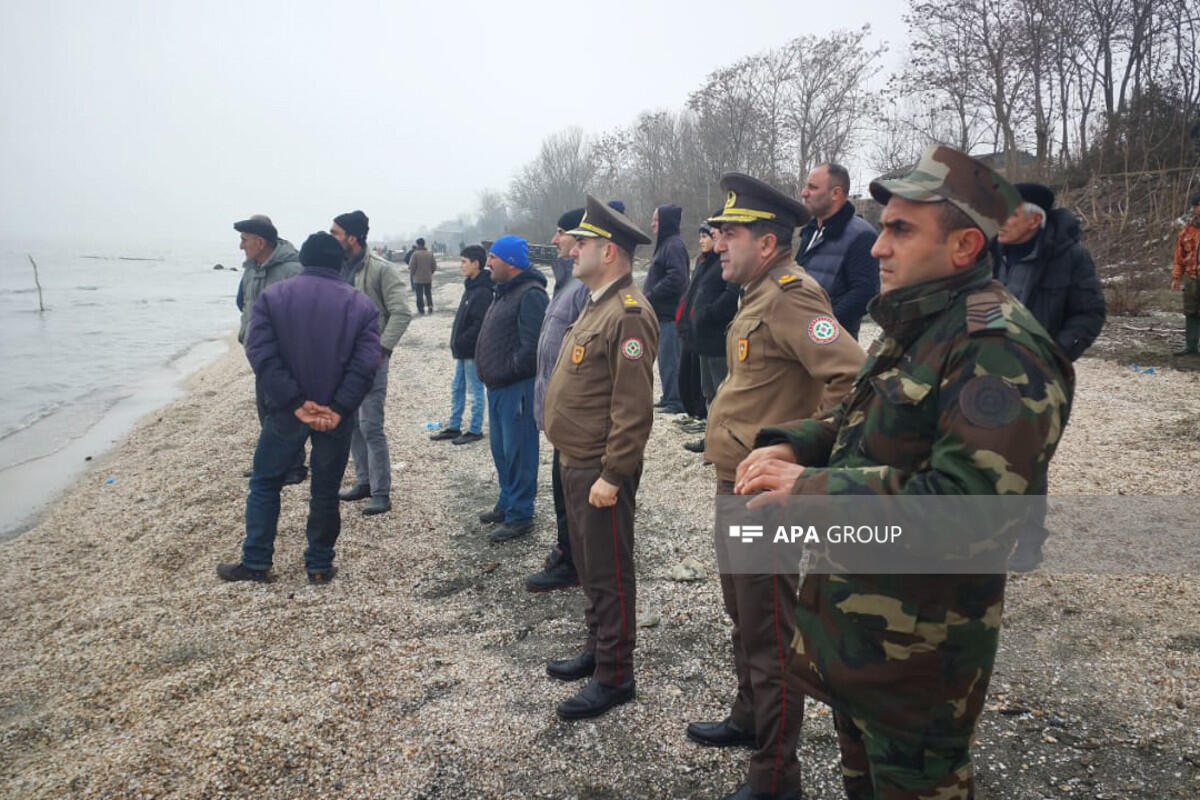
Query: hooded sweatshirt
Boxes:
[
  {"xmin": 642, "ymin": 204, "xmax": 689, "ymax": 320},
  {"xmin": 238, "ymin": 240, "xmax": 302, "ymax": 343}
]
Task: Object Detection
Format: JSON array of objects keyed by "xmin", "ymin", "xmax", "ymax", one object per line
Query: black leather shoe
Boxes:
[
  {"xmin": 720, "ymin": 784, "xmax": 800, "ymax": 800},
  {"xmin": 362, "ymin": 495, "xmax": 391, "ymax": 516},
  {"xmin": 307, "ymin": 566, "xmax": 338, "ymax": 585},
  {"xmin": 452, "ymin": 432, "xmax": 484, "ymax": 445},
  {"xmin": 1008, "ymin": 539, "xmax": 1043, "ymax": 572},
  {"xmin": 683, "ymin": 439, "xmax": 706, "ymax": 453},
  {"xmin": 479, "ymin": 508, "xmax": 504, "ymax": 524},
  {"xmin": 429, "ymin": 427, "xmax": 461, "ymax": 441},
  {"xmin": 488, "ymin": 521, "xmax": 533, "ymax": 543},
  {"xmin": 526, "ymin": 549, "xmax": 579, "ymax": 592},
  {"xmin": 339, "ymin": 484, "xmax": 371, "ymax": 502},
  {"xmin": 216, "ymin": 562, "xmax": 269, "ymax": 583},
  {"xmin": 546, "ymin": 650, "xmax": 595, "ymax": 681},
  {"xmin": 556, "ymin": 678, "xmax": 634, "ymax": 720},
  {"xmin": 282, "ymin": 466, "xmax": 308, "ymax": 486},
  {"xmin": 686, "ymin": 717, "xmax": 757, "ymax": 748}
]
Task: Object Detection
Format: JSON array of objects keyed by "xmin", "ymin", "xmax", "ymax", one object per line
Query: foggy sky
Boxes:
[{"xmin": 0, "ymin": 1, "xmax": 904, "ymax": 248}]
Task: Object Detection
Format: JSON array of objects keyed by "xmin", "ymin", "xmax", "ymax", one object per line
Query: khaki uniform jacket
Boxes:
[
  {"xmin": 409, "ymin": 248, "xmax": 437, "ymax": 283},
  {"xmin": 544, "ymin": 274, "xmax": 660, "ymax": 485},
  {"xmin": 705, "ymin": 253, "xmax": 865, "ymax": 481},
  {"xmin": 350, "ymin": 251, "xmax": 413, "ymax": 353}
]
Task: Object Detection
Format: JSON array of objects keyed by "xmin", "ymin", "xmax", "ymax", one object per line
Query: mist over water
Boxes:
[{"xmin": 0, "ymin": 240, "xmax": 242, "ymax": 522}]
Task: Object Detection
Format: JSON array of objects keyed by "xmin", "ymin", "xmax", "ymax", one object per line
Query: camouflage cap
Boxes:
[
  {"xmin": 567, "ymin": 194, "xmax": 652, "ymax": 255},
  {"xmin": 869, "ymin": 145, "xmax": 1020, "ymax": 240}
]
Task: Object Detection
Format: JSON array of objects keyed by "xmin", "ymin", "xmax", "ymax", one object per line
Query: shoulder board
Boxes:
[
  {"xmin": 965, "ymin": 284, "xmax": 1011, "ymax": 336},
  {"xmin": 775, "ymin": 272, "xmax": 804, "ymax": 290},
  {"xmin": 621, "ymin": 292, "xmax": 643, "ymax": 313}
]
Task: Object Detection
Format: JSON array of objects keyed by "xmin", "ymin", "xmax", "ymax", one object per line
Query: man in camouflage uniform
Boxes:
[
  {"xmin": 689, "ymin": 174, "xmax": 865, "ymax": 800},
  {"xmin": 543, "ymin": 196, "xmax": 658, "ymax": 721},
  {"xmin": 736, "ymin": 145, "xmax": 1075, "ymax": 799}
]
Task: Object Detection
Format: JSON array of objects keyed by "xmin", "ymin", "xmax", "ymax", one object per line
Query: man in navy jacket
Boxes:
[{"xmin": 218, "ymin": 232, "xmax": 381, "ymax": 585}]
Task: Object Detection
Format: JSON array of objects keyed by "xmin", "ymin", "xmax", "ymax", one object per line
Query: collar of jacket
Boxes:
[
  {"xmin": 301, "ymin": 266, "xmax": 345, "ymax": 281},
  {"xmin": 495, "ymin": 266, "xmax": 545, "ymax": 296},
  {"xmin": 589, "ymin": 272, "xmax": 634, "ymax": 305},
  {"xmin": 869, "ymin": 261, "xmax": 993, "ymax": 341},
  {"xmin": 802, "ymin": 200, "xmax": 857, "ymax": 242},
  {"xmin": 741, "ymin": 250, "xmax": 796, "ymax": 300},
  {"xmin": 464, "ymin": 269, "xmax": 492, "ymax": 289}
]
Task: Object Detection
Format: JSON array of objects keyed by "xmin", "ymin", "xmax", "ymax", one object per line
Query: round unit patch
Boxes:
[
  {"xmin": 621, "ymin": 337, "xmax": 644, "ymax": 360},
  {"xmin": 807, "ymin": 316, "xmax": 840, "ymax": 345},
  {"xmin": 958, "ymin": 375, "xmax": 1021, "ymax": 428}
]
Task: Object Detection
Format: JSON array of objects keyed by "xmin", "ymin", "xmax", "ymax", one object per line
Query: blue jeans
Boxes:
[
  {"xmin": 242, "ymin": 409, "xmax": 353, "ymax": 573},
  {"xmin": 448, "ymin": 358, "xmax": 485, "ymax": 434},
  {"xmin": 657, "ymin": 320, "xmax": 684, "ymax": 411},
  {"xmin": 486, "ymin": 379, "xmax": 538, "ymax": 525}
]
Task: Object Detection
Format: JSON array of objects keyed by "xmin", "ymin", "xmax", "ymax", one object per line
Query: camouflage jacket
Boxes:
[{"xmin": 756, "ymin": 261, "xmax": 1075, "ymax": 747}]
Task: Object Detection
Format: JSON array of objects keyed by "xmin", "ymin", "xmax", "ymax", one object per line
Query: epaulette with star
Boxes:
[
  {"xmin": 775, "ymin": 272, "xmax": 803, "ymax": 290},
  {"xmin": 621, "ymin": 292, "xmax": 643, "ymax": 313}
]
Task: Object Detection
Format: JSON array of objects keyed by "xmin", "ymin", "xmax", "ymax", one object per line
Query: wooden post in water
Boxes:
[{"xmin": 27, "ymin": 254, "xmax": 46, "ymax": 312}]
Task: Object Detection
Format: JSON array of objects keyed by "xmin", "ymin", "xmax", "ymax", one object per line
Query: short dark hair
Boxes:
[
  {"xmin": 416, "ymin": 237, "xmax": 426, "ymax": 247},
  {"xmin": 460, "ymin": 244, "xmax": 486, "ymax": 266},
  {"xmin": 747, "ymin": 219, "xmax": 794, "ymax": 251},
  {"xmin": 823, "ymin": 163, "xmax": 851, "ymax": 194},
  {"xmin": 934, "ymin": 202, "xmax": 989, "ymax": 263}
]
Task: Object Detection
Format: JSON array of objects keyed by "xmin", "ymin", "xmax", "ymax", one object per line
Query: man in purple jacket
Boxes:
[{"xmin": 217, "ymin": 232, "xmax": 381, "ymax": 585}]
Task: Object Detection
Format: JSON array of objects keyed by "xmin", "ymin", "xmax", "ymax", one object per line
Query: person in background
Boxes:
[
  {"xmin": 409, "ymin": 238, "xmax": 437, "ymax": 314},
  {"xmin": 475, "ymin": 235, "xmax": 549, "ymax": 544},
  {"xmin": 218, "ymin": 232, "xmax": 380, "ymax": 585},
  {"xmin": 643, "ymin": 204, "xmax": 689, "ymax": 413},
  {"xmin": 233, "ymin": 215, "xmax": 306, "ymax": 484},
  {"xmin": 331, "ymin": 210, "xmax": 412, "ymax": 516},
  {"xmin": 795, "ymin": 163, "xmax": 880, "ymax": 339},
  {"xmin": 1169, "ymin": 192, "xmax": 1200, "ymax": 355},
  {"xmin": 430, "ymin": 245, "xmax": 493, "ymax": 445}
]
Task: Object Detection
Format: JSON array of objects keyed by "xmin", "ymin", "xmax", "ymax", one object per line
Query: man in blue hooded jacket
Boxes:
[{"xmin": 643, "ymin": 204, "xmax": 689, "ymax": 413}]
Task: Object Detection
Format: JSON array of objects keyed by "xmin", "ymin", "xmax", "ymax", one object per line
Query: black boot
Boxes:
[
  {"xmin": 686, "ymin": 717, "xmax": 757, "ymax": 748},
  {"xmin": 547, "ymin": 650, "xmax": 595, "ymax": 681},
  {"xmin": 339, "ymin": 484, "xmax": 371, "ymax": 502},
  {"xmin": 555, "ymin": 678, "xmax": 634, "ymax": 720},
  {"xmin": 526, "ymin": 547, "xmax": 579, "ymax": 592}
]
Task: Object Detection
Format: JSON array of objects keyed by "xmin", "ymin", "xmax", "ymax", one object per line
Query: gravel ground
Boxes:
[{"xmin": 1, "ymin": 269, "xmax": 1198, "ymax": 799}]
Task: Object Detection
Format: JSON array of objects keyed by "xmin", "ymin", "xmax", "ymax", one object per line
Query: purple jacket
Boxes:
[{"xmin": 245, "ymin": 266, "xmax": 381, "ymax": 418}]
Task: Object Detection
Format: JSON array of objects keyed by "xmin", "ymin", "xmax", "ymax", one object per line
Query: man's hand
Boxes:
[
  {"xmin": 735, "ymin": 443, "xmax": 797, "ymax": 488},
  {"xmin": 295, "ymin": 401, "xmax": 341, "ymax": 431},
  {"xmin": 735, "ymin": 457, "xmax": 805, "ymax": 496},
  {"xmin": 1171, "ymin": 278, "xmax": 1181, "ymax": 291},
  {"xmin": 588, "ymin": 477, "xmax": 619, "ymax": 507}
]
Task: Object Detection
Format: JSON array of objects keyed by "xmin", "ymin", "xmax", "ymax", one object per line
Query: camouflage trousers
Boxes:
[{"xmin": 833, "ymin": 710, "xmax": 974, "ymax": 800}]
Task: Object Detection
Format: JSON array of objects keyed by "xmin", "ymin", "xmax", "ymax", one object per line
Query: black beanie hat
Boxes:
[
  {"xmin": 557, "ymin": 207, "xmax": 584, "ymax": 232},
  {"xmin": 1190, "ymin": 192, "xmax": 1200, "ymax": 207},
  {"xmin": 299, "ymin": 232, "xmax": 345, "ymax": 270},
  {"xmin": 333, "ymin": 210, "xmax": 369, "ymax": 243}
]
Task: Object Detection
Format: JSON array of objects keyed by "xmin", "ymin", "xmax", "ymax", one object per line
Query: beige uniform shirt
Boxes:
[
  {"xmin": 705, "ymin": 254, "xmax": 865, "ymax": 481},
  {"xmin": 544, "ymin": 274, "xmax": 660, "ymax": 484}
]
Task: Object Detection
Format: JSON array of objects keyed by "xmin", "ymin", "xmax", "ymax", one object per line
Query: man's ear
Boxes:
[{"xmin": 951, "ymin": 228, "xmax": 987, "ymax": 268}]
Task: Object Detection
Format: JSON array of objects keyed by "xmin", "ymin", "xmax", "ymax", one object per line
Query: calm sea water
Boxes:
[{"xmin": 0, "ymin": 239, "xmax": 244, "ymax": 533}]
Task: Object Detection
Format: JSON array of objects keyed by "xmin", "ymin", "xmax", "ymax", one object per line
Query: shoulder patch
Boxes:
[
  {"xmin": 965, "ymin": 285, "xmax": 1011, "ymax": 335},
  {"xmin": 959, "ymin": 375, "xmax": 1021, "ymax": 428},
  {"xmin": 621, "ymin": 337, "xmax": 644, "ymax": 360},
  {"xmin": 807, "ymin": 315, "xmax": 840, "ymax": 345}
]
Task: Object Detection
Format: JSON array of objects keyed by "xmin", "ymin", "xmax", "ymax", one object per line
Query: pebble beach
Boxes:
[{"xmin": 2, "ymin": 273, "xmax": 1198, "ymax": 799}]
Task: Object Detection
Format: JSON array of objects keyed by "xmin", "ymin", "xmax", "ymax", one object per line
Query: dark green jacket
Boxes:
[{"xmin": 756, "ymin": 261, "xmax": 1075, "ymax": 748}]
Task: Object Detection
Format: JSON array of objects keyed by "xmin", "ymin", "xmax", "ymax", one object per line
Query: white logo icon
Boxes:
[{"xmin": 729, "ymin": 524, "xmax": 763, "ymax": 544}]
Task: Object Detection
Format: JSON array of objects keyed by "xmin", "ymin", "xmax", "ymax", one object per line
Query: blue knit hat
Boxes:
[{"xmin": 489, "ymin": 235, "xmax": 530, "ymax": 269}]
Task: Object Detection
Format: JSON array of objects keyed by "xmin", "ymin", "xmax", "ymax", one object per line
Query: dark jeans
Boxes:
[
  {"xmin": 255, "ymin": 382, "xmax": 305, "ymax": 474},
  {"xmin": 242, "ymin": 409, "xmax": 354, "ymax": 573},
  {"xmin": 699, "ymin": 354, "xmax": 728, "ymax": 409},
  {"xmin": 415, "ymin": 282, "xmax": 433, "ymax": 313},
  {"xmin": 551, "ymin": 449, "xmax": 573, "ymax": 565},
  {"xmin": 656, "ymin": 320, "xmax": 684, "ymax": 412},
  {"xmin": 486, "ymin": 379, "xmax": 538, "ymax": 525}
]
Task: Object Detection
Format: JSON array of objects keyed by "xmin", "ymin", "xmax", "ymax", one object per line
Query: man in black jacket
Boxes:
[
  {"xmin": 795, "ymin": 163, "xmax": 879, "ymax": 339},
  {"xmin": 475, "ymin": 236, "xmax": 549, "ymax": 543},
  {"xmin": 644, "ymin": 204, "xmax": 689, "ymax": 413},
  {"xmin": 431, "ymin": 245, "xmax": 493, "ymax": 445},
  {"xmin": 995, "ymin": 182, "xmax": 1106, "ymax": 571}
]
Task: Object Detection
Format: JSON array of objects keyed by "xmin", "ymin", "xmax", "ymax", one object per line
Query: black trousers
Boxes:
[
  {"xmin": 551, "ymin": 449, "xmax": 574, "ymax": 565},
  {"xmin": 414, "ymin": 282, "xmax": 433, "ymax": 312}
]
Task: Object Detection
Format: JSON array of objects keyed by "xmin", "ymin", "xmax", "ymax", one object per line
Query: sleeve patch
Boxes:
[
  {"xmin": 807, "ymin": 316, "xmax": 840, "ymax": 344},
  {"xmin": 621, "ymin": 337, "xmax": 644, "ymax": 360},
  {"xmin": 958, "ymin": 375, "xmax": 1021, "ymax": 428}
]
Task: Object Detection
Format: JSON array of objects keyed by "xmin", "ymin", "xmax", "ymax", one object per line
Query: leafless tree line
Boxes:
[{"xmin": 449, "ymin": 2, "xmax": 1197, "ymax": 246}]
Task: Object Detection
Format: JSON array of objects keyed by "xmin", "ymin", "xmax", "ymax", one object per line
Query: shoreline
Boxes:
[
  {"xmin": 0, "ymin": 334, "xmax": 232, "ymax": 540},
  {"xmin": 1, "ymin": 279, "xmax": 1197, "ymax": 798}
]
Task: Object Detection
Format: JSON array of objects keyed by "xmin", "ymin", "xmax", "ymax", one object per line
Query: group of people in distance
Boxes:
[{"xmin": 214, "ymin": 144, "xmax": 1200, "ymax": 799}]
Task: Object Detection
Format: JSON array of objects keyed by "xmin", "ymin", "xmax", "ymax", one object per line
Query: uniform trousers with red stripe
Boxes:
[
  {"xmin": 716, "ymin": 479, "xmax": 804, "ymax": 796},
  {"xmin": 562, "ymin": 463, "xmax": 641, "ymax": 687}
]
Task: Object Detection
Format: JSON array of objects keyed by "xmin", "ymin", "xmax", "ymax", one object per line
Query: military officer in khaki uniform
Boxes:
[
  {"xmin": 543, "ymin": 195, "xmax": 659, "ymax": 721},
  {"xmin": 690, "ymin": 174, "xmax": 866, "ymax": 800}
]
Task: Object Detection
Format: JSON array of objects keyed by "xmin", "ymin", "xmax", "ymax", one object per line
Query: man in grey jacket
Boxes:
[
  {"xmin": 234, "ymin": 215, "xmax": 306, "ymax": 484},
  {"xmin": 526, "ymin": 207, "xmax": 590, "ymax": 592},
  {"xmin": 330, "ymin": 210, "xmax": 413, "ymax": 516}
]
